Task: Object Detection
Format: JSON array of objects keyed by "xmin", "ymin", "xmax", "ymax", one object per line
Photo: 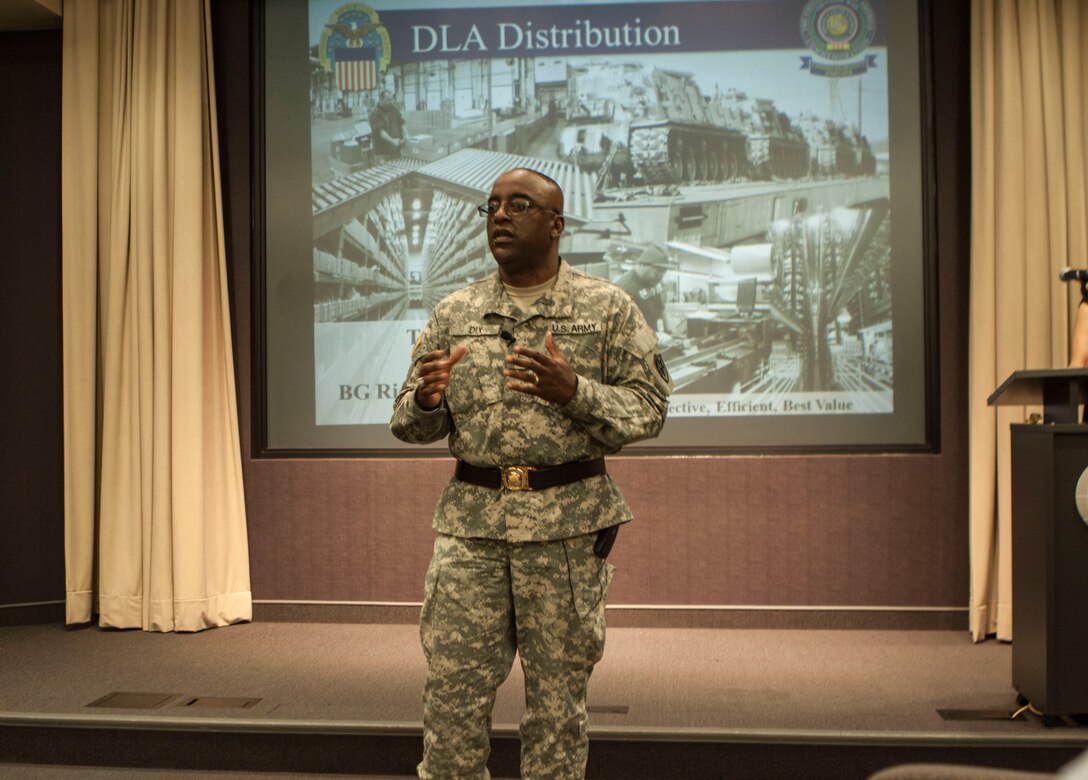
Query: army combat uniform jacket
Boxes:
[{"xmin": 390, "ymin": 260, "xmax": 672, "ymax": 543}]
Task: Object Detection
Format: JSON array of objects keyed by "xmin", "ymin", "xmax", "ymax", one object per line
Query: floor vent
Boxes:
[
  {"xmin": 86, "ymin": 692, "xmax": 178, "ymax": 709},
  {"xmin": 182, "ymin": 696, "xmax": 262, "ymax": 709}
]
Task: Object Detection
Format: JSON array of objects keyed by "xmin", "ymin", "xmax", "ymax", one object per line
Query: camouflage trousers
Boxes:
[{"xmin": 417, "ymin": 532, "xmax": 614, "ymax": 780}]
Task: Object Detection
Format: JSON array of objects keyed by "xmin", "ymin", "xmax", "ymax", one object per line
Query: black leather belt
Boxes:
[{"xmin": 455, "ymin": 458, "xmax": 606, "ymax": 491}]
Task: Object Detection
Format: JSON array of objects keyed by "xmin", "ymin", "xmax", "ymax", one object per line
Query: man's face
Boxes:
[
  {"xmin": 485, "ymin": 170, "xmax": 564, "ymax": 271},
  {"xmin": 379, "ymin": 91, "xmax": 394, "ymax": 108},
  {"xmin": 636, "ymin": 263, "xmax": 666, "ymax": 286}
]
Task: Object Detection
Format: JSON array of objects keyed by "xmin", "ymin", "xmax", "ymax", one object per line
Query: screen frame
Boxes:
[{"xmin": 251, "ymin": 0, "xmax": 941, "ymax": 458}]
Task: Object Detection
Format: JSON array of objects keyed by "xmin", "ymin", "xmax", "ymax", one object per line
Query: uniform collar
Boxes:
[{"xmin": 484, "ymin": 258, "xmax": 576, "ymax": 323}]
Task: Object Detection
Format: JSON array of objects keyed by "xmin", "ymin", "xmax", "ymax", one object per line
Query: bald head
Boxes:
[{"xmin": 501, "ymin": 168, "xmax": 564, "ymax": 215}]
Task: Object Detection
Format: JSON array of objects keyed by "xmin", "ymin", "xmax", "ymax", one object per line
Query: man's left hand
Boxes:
[{"xmin": 505, "ymin": 331, "xmax": 577, "ymax": 405}]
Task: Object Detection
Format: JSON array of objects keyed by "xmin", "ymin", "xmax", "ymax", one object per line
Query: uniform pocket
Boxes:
[
  {"xmin": 445, "ymin": 332, "xmax": 504, "ymax": 416},
  {"xmin": 419, "ymin": 550, "xmax": 441, "ymax": 662},
  {"xmin": 553, "ymin": 331, "xmax": 605, "ymax": 382},
  {"xmin": 564, "ymin": 533, "xmax": 615, "ymax": 620},
  {"xmin": 563, "ymin": 533, "xmax": 613, "ymax": 669}
]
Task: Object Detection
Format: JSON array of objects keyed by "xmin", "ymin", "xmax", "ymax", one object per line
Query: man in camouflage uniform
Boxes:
[{"xmin": 390, "ymin": 168, "xmax": 671, "ymax": 779}]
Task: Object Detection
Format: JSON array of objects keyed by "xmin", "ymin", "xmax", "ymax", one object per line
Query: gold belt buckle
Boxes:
[{"xmin": 501, "ymin": 466, "xmax": 533, "ymax": 491}]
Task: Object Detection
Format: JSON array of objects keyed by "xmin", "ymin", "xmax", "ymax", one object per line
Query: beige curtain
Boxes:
[
  {"xmin": 969, "ymin": 0, "xmax": 1088, "ymax": 641},
  {"xmin": 62, "ymin": 0, "xmax": 252, "ymax": 632}
]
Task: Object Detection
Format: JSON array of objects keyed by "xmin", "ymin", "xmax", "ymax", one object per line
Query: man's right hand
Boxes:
[{"xmin": 415, "ymin": 346, "xmax": 467, "ymax": 410}]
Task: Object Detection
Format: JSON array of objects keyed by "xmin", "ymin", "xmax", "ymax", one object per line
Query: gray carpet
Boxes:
[
  {"xmin": 2, "ymin": 617, "xmax": 1088, "ymax": 774},
  {"xmin": 0, "ymin": 621, "xmax": 1069, "ymax": 739}
]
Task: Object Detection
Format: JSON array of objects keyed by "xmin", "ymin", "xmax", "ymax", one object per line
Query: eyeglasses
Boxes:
[{"xmin": 476, "ymin": 198, "xmax": 560, "ymax": 219}]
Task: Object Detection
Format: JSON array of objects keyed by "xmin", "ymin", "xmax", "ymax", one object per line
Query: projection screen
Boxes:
[{"xmin": 259, "ymin": 0, "xmax": 934, "ymax": 454}]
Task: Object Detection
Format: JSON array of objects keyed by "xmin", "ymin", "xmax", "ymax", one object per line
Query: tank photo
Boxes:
[
  {"xmin": 708, "ymin": 89, "xmax": 809, "ymax": 179},
  {"xmin": 556, "ymin": 61, "xmax": 878, "ymax": 187},
  {"xmin": 795, "ymin": 114, "xmax": 877, "ymax": 178},
  {"xmin": 556, "ymin": 63, "xmax": 752, "ymax": 186}
]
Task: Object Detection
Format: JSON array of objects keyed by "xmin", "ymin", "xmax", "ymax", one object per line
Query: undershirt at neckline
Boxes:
[{"xmin": 503, "ymin": 275, "xmax": 556, "ymax": 311}]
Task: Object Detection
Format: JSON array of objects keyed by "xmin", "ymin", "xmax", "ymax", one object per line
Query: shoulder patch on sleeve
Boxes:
[{"xmin": 654, "ymin": 352, "xmax": 670, "ymax": 383}]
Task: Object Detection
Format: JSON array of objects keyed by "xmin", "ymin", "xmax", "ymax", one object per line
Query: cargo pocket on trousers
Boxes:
[
  {"xmin": 564, "ymin": 534, "xmax": 613, "ymax": 668},
  {"xmin": 419, "ymin": 557, "xmax": 440, "ymax": 663},
  {"xmin": 564, "ymin": 534, "xmax": 615, "ymax": 620}
]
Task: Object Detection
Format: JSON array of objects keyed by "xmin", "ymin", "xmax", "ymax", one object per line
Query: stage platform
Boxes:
[{"xmin": 1, "ymin": 620, "xmax": 1086, "ymax": 778}]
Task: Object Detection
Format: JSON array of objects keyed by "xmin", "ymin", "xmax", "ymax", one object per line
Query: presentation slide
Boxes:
[{"xmin": 262, "ymin": 0, "xmax": 931, "ymax": 452}]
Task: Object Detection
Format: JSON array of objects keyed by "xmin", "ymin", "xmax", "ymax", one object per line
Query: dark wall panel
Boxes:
[
  {"xmin": 0, "ymin": 30, "xmax": 64, "ymax": 608},
  {"xmin": 215, "ymin": 0, "xmax": 971, "ymax": 610}
]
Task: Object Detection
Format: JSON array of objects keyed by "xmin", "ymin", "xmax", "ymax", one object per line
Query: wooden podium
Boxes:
[{"xmin": 988, "ymin": 369, "xmax": 1088, "ymax": 718}]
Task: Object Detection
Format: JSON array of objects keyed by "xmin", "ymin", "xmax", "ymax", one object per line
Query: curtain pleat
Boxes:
[
  {"xmin": 61, "ymin": 0, "xmax": 101, "ymax": 626},
  {"xmin": 969, "ymin": 0, "xmax": 1088, "ymax": 641},
  {"xmin": 62, "ymin": 0, "xmax": 251, "ymax": 633}
]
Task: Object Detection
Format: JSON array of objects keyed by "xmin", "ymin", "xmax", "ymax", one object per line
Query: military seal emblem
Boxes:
[
  {"xmin": 800, "ymin": 0, "xmax": 876, "ymax": 62},
  {"xmin": 318, "ymin": 3, "xmax": 392, "ymax": 78}
]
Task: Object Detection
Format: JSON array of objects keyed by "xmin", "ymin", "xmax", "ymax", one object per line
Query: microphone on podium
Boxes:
[{"xmin": 1059, "ymin": 267, "xmax": 1088, "ymax": 283}]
